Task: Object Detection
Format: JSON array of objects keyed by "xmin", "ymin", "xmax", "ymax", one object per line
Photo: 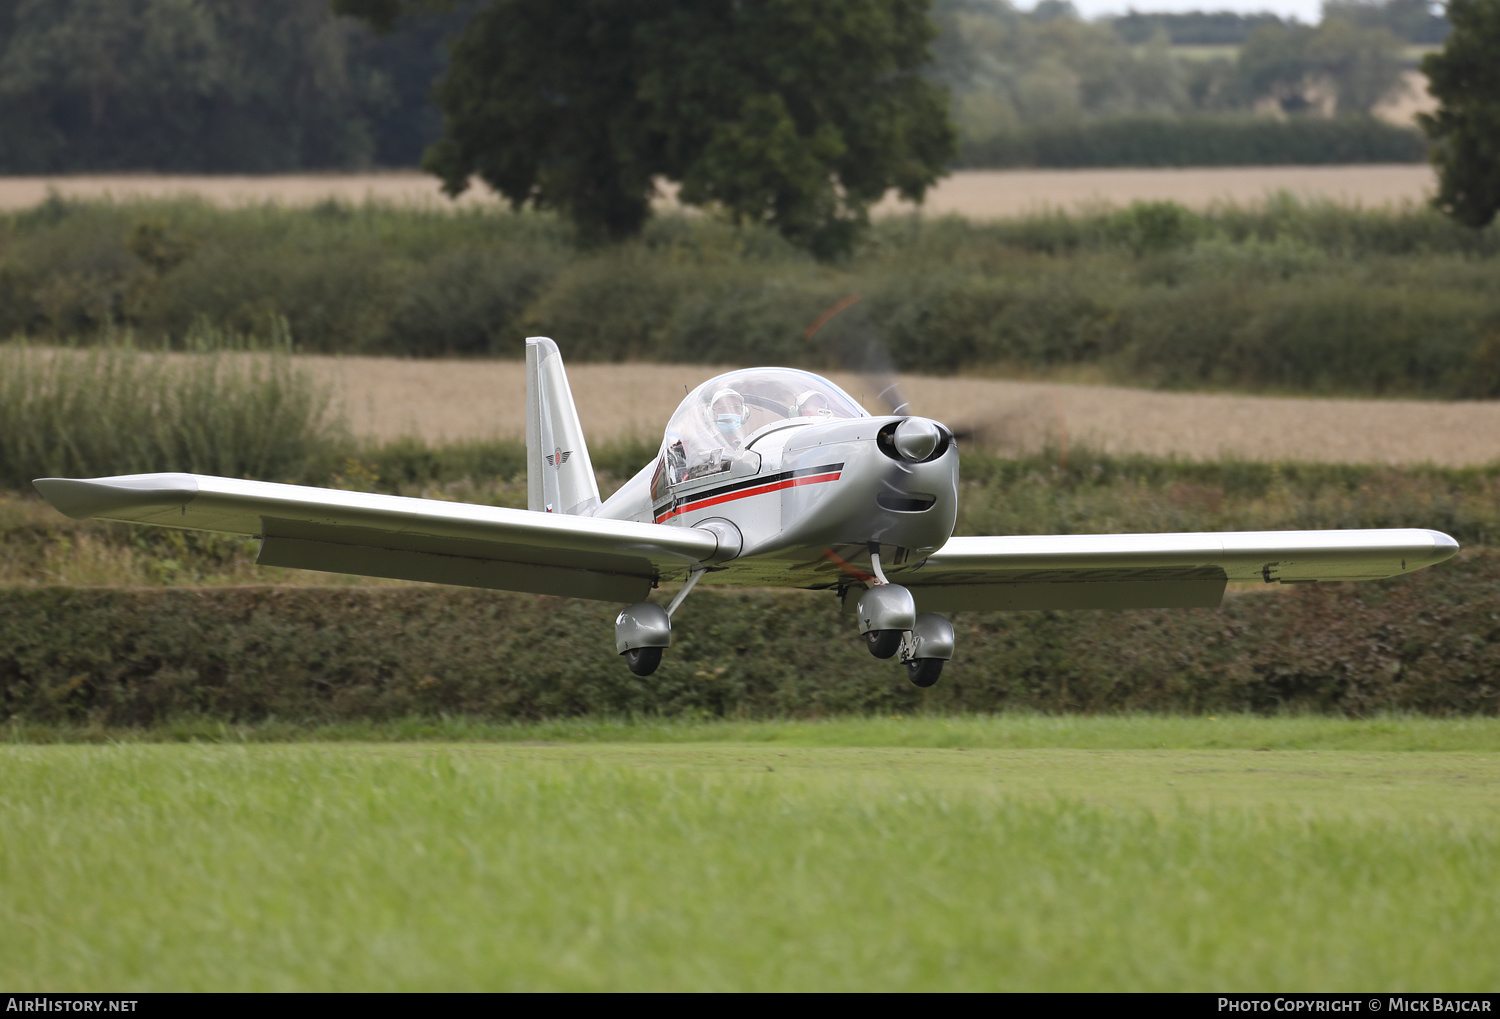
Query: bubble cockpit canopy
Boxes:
[{"xmin": 655, "ymin": 368, "xmax": 867, "ymax": 495}]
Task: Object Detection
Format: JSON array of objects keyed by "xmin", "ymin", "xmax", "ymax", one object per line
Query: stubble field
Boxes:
[
  {"xmin": 303, "ymin": 354, "xmax": 1500, "ymax": 467},
  {"xmin": 0, "ymin": 165, "xmax": 1438, "ymax": 218},
  {"xmin": 2, "ymin": 717, "xmax": 1497, "ymax": 991}
]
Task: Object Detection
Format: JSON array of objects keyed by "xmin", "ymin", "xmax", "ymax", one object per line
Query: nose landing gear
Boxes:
[
  {"xmin": 855, "ymin": 554, "xmax": 955, "ymax": 686},
  {"xmin": 899, "ymin": 614, "xmax": 955, "ymax": 687}
]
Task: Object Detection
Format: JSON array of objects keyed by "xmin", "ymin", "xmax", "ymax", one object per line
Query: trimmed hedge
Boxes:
[
  {"xmin": 957, "ymin": 115, "xmax": 1429, "ymax": 168},
  {"xmin": 2, "ymin": 553, "xmax": 1496, "ymax": 723}
]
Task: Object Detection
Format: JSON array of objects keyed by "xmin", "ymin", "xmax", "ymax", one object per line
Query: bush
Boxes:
[
  {"xmin": 0, "ymin": 336, "xmax": 349, "ymax": 489},
  {"xmin": 4, "ymin": 197, "xmax": 1500, "ymax": 399},
  {"xmin": 956, "ymin": 115, "xmax": 1430, "ymax": 168},
  {"xmin": 1, "ymin": 553, "xmax": 1495, "ymax": 723}
]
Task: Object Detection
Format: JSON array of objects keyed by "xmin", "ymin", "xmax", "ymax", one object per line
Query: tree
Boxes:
[
  {"xmin": 1323, "ymin": 0, "xmax": 1450, "ymax": 44},
  {"xmin": 334, "ymin": 0, "xmax": 956, "ymax": 259},
  {"xmin": 1419, "ymin": 0, "xmax": 1500, "ymax": 228},
  {"xmin": 0, "ymin": 0, "xmax": 383, "ymax": 172},
  {"xmin": 1234, "ymin": 17, "xmax": 1403, "ymax": 115}
]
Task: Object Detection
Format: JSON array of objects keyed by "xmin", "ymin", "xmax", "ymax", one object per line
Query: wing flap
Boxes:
[{"xmin": 256, "ymin": 535, "xmax": 650, "ymax": 602}]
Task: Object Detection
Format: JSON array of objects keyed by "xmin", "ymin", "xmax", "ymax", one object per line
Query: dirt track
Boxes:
[
  {"xmin": 0, "ymin": 165, "xmax": 1437, "ymax": 217},
  {"xmin": 305, "ymin": 356, "xmax": 1500, "ymax": 467}
]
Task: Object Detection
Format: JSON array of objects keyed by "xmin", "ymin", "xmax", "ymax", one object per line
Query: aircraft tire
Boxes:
[
  {"xmin": 906, "ymin": 658, "xmax": 943, "ymax": 688},
  {"xmin": 865, "ymin": 629, "xmax": 902, "ymax": 659},
  {"xmin": 624, "ymin": 647, "xmax": 663, "ymax": 677}
]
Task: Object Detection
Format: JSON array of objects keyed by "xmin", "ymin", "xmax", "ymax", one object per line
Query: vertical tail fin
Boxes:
[{"xmin": 526, "ymin": 337, "xmax": 601, "ymax": 515}]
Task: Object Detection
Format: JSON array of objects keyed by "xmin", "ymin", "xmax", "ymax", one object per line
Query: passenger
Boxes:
[
  {"xmin": 710, "ymin": 388, "xmax": 747, "ymax": 446},
  {"xmin": 795, "ymin": 390, "xmax": 833, "ymax": 418}
]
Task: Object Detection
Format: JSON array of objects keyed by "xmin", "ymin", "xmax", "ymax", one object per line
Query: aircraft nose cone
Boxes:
[{"xmin": 893, "ymin": 417, "xmax": 943, "ymax": 462}]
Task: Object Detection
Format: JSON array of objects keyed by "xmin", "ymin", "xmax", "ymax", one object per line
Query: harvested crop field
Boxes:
[
  {"xmin": 304, "ymin": 355, "xmax": 1500, "ymax": 467},
  {"xmin": 0, "ymin": 165, "xmax": 1437, "ymax": 217}
]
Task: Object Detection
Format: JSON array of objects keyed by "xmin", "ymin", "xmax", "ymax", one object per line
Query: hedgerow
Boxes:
[
  {"xmin": 3, "ymin": 197, "xmax": 1499, "ymax": 399},
  {"xmin": 1, "ymin": 552, "xmax": 1495, "ymax": 722}
]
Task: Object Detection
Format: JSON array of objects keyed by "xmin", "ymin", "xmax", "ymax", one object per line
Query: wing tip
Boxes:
[
  {"xmin": 1427, "ymin": 529, "xmax": 1460, "ymax": 563},
  {"xmin": 33, "ymin": 474, "xmax": 199, "ymax": 520}
]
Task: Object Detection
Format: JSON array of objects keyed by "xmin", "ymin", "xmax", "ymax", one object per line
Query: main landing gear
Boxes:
[
  {"xmin": 614, "ymin": 569, "xmax": 705, "ymax": 677},
  {"xmin": 856, "ymin": 553, "xmax": 955, "ymax": 687}
]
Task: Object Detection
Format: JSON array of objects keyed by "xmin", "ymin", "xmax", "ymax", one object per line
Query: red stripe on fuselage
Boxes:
[{"xmin": 654, "ymin": 470, "xmax": 841, "ymax": 524}]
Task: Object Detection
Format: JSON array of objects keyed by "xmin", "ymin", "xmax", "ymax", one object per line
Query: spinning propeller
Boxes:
[{"xmin": 804, "ymin": 294, "xmax": 1013, "ymax": 450}]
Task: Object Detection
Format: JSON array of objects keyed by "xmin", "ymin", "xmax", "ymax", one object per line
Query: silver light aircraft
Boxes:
[{"xmin": 34, "ymin": 337, "xmax": 1460, "ymax": 686}]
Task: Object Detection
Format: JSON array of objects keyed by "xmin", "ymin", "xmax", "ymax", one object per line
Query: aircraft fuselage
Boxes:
[{"xmin": 597, "ymin": 415, "xmax": 959, "ymax": 591}]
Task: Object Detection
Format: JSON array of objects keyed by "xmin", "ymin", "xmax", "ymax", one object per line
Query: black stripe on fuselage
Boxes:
[{"xmin": 653, "ymin": 462, "xmax": 845, "ymax": 516}]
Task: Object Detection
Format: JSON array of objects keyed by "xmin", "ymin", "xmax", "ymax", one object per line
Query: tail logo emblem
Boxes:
[{"xmin": 546, "ymin": 448, "xmax": 572, "ymax": 468}]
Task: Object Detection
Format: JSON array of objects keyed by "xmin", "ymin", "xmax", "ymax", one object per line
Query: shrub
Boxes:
[
  {"xmin": 0, "ymin": 335, "xmax": 348, "ymax": 489},
  {"xmin": 4, "ymin": 197, "xmax": 1500, "ymax": 399},
  {"xmin": 956, "ymin": 115, "xmax": 1430, "ymax": 168}
]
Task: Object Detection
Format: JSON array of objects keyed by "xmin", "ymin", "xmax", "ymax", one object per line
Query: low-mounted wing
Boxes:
[
  {"xmin": 900, "ymin": 529, "xmax": 1460, "ymax": 613},
  {"xmin": 34, "ymin": 473, "xmax": 729, "ymax": 602}
]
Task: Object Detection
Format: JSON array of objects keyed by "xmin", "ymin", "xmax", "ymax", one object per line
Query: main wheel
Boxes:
[
  {"xmin": 906, "ymin": 658, "xmax": 943, "ymax": 688},
  {"xmin": 865, "ymin": 629, "xmax": 902, "ymax": 659},
  {"xmin": 624, "ymin": 647, "xmax": 663, "ymax": 677}
]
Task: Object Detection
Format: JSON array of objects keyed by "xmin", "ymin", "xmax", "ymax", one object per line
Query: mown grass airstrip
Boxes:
[{"xmin": 2, "ymin": 717, "xmax": 1497, "ymax": 991}]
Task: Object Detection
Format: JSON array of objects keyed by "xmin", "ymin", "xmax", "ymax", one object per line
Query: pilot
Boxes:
[
  {"xmin": 710, "ymin": 388, "xmax": 747, "ymax": 445},
  {"xmin": 795, "ymin": 390, "xmax": 832, "ymax": 418}
]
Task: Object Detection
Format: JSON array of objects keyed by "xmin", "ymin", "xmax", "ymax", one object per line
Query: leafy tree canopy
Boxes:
[
  {"xmin": 0, "ymin": 0, "xmax": 465, "ymax": 172},
  {"xmin": 1323, "ymin": 0, "xmax": 1450, "ymax": 44},
  {"xmin": 1109, "ymin": 9, "xmax": 1292, "ymax": 45},
  {"xmin": 1419, "ymin": 0, "xmax": 1500, "ymax": 228},
  {"xmin": 1236, "ymin": 16, "xmax": 1405, "ymax": 115},
  {"xmin": 0, "ymin": 0, "xmax": 376, "ymax": 172},
  {"xmin": 335, "ymin": 0, "xmax": 956, "ymax": 259}
]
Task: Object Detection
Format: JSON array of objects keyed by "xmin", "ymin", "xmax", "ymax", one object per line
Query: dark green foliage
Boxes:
[
  {"xmin": 1420, "ymin": 0, "xmax": 1500, "ymax": 229},
  {"xmin": 3, "ymin": 198, "xmax": 1499, "ymax": 399},
  {"xmin": 954, "ymin": 448, "xmax": 1500, "ymax": 547},
  {"xmin": 1109, "ymin": 10, "xmax": 1292, "ymax": 45},
  {"xmin": 0, "ymin": 0, "xmax": 1429, "ymax": 180},
  {"xmin": 957, "ymin": 115, "xmax": 1428, "ymax": 168},
  {"xmin": 1237, "ymin": 18, "xmax": 1405, "ymax": 115},
  {"xmin": 0, "ymin": 0, "xmax": 386, "ymax": 173},
  {"xmin": 934, "ymin": 0, "xmax": 1414, "ymax": 144},
  {"xmin": 1, "ymin": 554, "xmax": 1496, "ymax": 723},
  {"xmin": 1323, "ymin": 0, "xmax": 1451, "ymax": 44},
  {"xmin": 376, "ymin": 0, "xmax": 955, "ymax": 258}
]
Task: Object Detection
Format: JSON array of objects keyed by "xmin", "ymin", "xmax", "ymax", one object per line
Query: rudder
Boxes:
[{"xmin": 526, "ymin": 337, "xmax": 601, "ymax": 515}]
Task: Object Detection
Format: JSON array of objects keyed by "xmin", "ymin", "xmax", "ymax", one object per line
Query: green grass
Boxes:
[
  {"xmin": 1, "ymin": 732, "xmax": 1496, "ymax": 990},
  {"xmin": 7, "ymin": 713, "xmax": 1500, "ymax": 752}
]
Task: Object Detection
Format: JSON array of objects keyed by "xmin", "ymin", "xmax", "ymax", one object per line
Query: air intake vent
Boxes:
[{"xmin": 877, "ymin": 493, "xmax": 937, "ymax": 512}]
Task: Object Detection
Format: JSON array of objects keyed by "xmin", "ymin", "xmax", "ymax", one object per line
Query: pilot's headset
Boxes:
[
  {"xmin": 794, "ymin": 389, "xmax": 833, "ymax": 418},
  {"xmin": 710, "ymin": 388, "xmax": 746, "ymax": 439}
]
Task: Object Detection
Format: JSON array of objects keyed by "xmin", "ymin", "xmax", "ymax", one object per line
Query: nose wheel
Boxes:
[
  {"xmin": 853, "ymin": 567, "xmax": 955, "ymax": 687},
  {"xmin": 624, "ymin": 646, "xmax": 663, "ymax": 677},
  {"xmin": 865, "ymin": 629, "xmax": 903, "ymax": 659},
  {"xmin": 906, "ymin": 658, "xmax": 944, "ymax": 687}
]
